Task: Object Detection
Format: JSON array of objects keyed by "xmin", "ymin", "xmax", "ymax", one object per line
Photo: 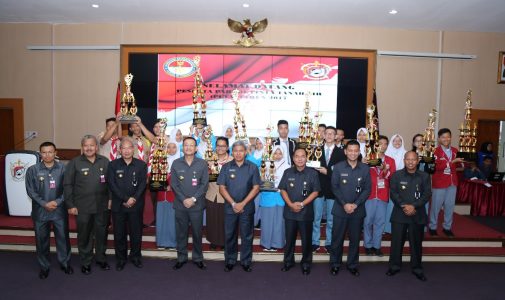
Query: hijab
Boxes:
[
  {"xmin": 271, "ymin": 145, "xmax": 289, "ymax": 188},
  {"xmin": 253, "ymin": 137, "xmax": 266, "ymax": 160},
  {"xmin": 170, "ymin": 127, "xmax": 183, "ymax": 148},
  {"xmin": 222, "ymin": 124, "xmax": 236, "ymax": 146},
  {"xmin": 167, "ymin": 137, "xmax": 180, "ymax": 172},
  {"xmin": 356, "ymin": 127, "xmax": 368, "ymax": 158},
  {"xmin": 385, "ymin": 133, "xmax": 407, "ymax": 170}
]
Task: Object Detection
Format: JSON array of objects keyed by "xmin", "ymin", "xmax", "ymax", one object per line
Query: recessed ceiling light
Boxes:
[
  {"xmin": 389, "ymin": 9, "xmax": 398, "ymax": 15},
  {"xmin": 92, "ymin": 4, "xmax": 99, "ymax": 8},
  {"xmin": 243, "ymin": 3, "xmax": 250, "ymax": 8}
]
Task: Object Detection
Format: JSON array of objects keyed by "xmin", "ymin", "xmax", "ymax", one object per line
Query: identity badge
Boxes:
[
  {"xmin": 100, "ymin": 174, "xmax": 106, "ymax": 183},
  {"xmin": 49, "ymin": 180, "xmax": 56, "ymax": 189}
]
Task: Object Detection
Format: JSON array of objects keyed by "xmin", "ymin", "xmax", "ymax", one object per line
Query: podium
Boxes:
[{"xmin": 4, "ymin": 150, "xmax": 39, "ymax": 216}]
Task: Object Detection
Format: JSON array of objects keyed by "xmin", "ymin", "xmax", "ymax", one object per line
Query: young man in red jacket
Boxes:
[
  {"xmin": 429, "ymin": 128, "xmax": 464, "ymax": 237},
  {"xmin": 363, "ymin": 135, "xmax": 396, "ymax": 256}
]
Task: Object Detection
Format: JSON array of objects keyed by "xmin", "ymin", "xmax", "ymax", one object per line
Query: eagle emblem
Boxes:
[{"xmin": 227, "ymin": 18, "xmax": 268, "ymax": 47}]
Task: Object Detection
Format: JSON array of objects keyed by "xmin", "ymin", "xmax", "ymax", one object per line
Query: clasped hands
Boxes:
[{"xmin": 401, "ymin": 204, "xmax": 416, "ymax": 216}]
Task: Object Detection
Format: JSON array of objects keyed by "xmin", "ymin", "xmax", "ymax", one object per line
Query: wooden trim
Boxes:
[
  {"xmin": 56, "ymin": 148, "xmax": 81, "ymax": 161},
  {"xmin": 473, "ymin": 109, "xmax": 505, "ymax": 122},
  {"xmin": 0, "ymin": 99, "xmax": 24, "ymax": 151},
  {"xmin": 120, "ymin": 45, "xmax": 377, "ymax": 107}
]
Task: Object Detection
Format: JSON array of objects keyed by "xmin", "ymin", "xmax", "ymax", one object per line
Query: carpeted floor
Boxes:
[
  {"xmin": 1, "ymin": 251, "xmax": 504, "ymax": 300},
  {"xmin": 466, "ymin": 216, "xmax": 505, "ymax": 234}
]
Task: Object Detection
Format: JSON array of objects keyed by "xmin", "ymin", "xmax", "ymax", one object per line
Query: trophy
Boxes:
[
  {"xmin": 297, "ymin": 92, "xmax": 322, "ymax": 167},
  {"xmin": 192, "ymin": 56, "xmax": 207, "ymax": 126},
  {"xmin": 203, "ymin": 125, "xmax": 220, "ymax": 182},
  {"xmin": 298, "ymin": 92, "xmax": 313, "ymax": 149},
  {"xmin": 260, "ymin": 124, "xmax": 277, "ymax": 191},
  {"xmin": 232, "ymin": 89, "xmax": 248, "ymax": 143},
  {"xmin": 119, "ymin": 73, "xmax": 138, "ymax": 123},
  {"xmin": 149, "ymin": 118, "xmax": 168, "ymax": 191},
  {"xmin": 457, "ymin": 90, "xmax": 478, "ymax": 161},
  {"xmin": 364, "ymin": 104, "xmax": 382, "ymax": 166},
  {"xmin": 307, "ymin": 112, "xmax": 324, "ymax": 168},
  {"xmin": 419, "ymin": 109, "xmax": 437, "ymax": 173}
]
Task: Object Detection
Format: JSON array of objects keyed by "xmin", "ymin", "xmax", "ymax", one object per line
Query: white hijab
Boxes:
[
  {"xmin": 385, "ymin": 133, "xmax": 407, "ymax": 170},
  {"xmin": 253, "ymin": 137, "xmax": 265, "ymax": 160},
  {"xmin": 167, "ymin": 138, "xmax": 180, "ymax": 172},
  {"xmin": 271, "ymin": 145, "xmax": 289, "ymax": 188},
  {"xmin": 170, "ymin": 127, "xmax": 183, "ymax": 148},
  {"xmin": 222, "ymin": 124, "xmax": 236, "ymax": 146},
  {"xmin": 356, "ymin": 127, "xmax": 368, "ymax": 158}
]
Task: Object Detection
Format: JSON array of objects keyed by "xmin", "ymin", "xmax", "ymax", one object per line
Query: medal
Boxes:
[
  {"xmin": 230, "ymin": 173, "xmax": 236, "ymax": 179},
  {"xmin": 179, "ymin": 175, "xmax": 184, "ymax": 180},
  {"xmin": 39, "ymin": 176, "xmax": 44, "ymax": 181},
  {"xmin": 401, "ymin": 185, "xmax": 406, "ymax": 190},
  {"xmin": 289, "ymin": 182, "xmax": 294, "ymax": 188},
  {"xmin": 119, "ymin": 173, "xmax": 123, "ymax": 178},
  {"xmin": 84, "ymin": 171, "xmax": 88, "ymax": 176},
  {"xmin": 342, "ymin": 179, "xmax": 347, "ymax": 184}
]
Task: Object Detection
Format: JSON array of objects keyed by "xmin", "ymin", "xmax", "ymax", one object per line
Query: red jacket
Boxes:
[
  {"xmin": 368, "ymin": 155, "xmax": 396, "ymax": 202},
  {"xmin": 432, "ymin": 146, "xmax": 459, "ymax": 188}
]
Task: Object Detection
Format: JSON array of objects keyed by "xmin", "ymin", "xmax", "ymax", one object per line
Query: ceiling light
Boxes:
[
  {"xmin": 243, "ymin": 3, "xmax": 250, "ymax": 8},
  {"xmin": 92, "ymin": 4, "xmax": 99, "ymax": 8},
  {"xmin": 389, "ymin": 9, "xmax": 398, "ymax": 15}
]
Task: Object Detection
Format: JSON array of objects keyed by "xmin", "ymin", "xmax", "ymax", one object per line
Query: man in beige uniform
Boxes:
[
  {"xmin": 98, "ymin": 116, "xmax": 122, "ymax": 161},
  {"xmin": 129, "ymin": 116, "xmax": 155, "ymax": 163}
]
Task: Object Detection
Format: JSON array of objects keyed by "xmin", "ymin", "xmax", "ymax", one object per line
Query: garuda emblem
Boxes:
[{"xmin": 228, "ymin": 18, "xmax": 268, "ymax": 47}]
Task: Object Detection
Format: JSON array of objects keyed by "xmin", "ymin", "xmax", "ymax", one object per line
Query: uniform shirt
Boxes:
[
  {"xmin": 64, "ymin": 155, "xmax": 110, "ymax": 214},
  {"xmin": 278, "ymin": 166, "xmax": 321, "ymax": 221},
  {"xmin": 432, "ymin": 145, "xmax": 459, "ymax": 188},
  {"xmin": 390, "ymin": 169, "xmax": 432, "ymax": 224},
  {"xmin": 107, "ymin": 158, "xmax": 147, "ymax": 213},
  {"xmin": 25, "ymin": 161, "xmax": 65, "ymax": 221},
  {"xmin": 217, "ymin": 159, "xmax": 261, "ymax": 215},
  {"xmin": 368, "ymin": 155, "xmax": 396, "ymax": 202},
  {"xmin": 97, "ymin": 131, "xmax": 120, "ymax": 161},
  {"xmin": 170, "ymin": 157, "xmax": 209, "ymax": 212},
  {"xmin": 331, "ymin": 160, "xmax": 371, "ymax": 219}
]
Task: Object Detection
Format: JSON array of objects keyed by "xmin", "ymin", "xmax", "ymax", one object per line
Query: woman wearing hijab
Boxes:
[
  {"xmin": 356, "ymin": 127, "xmax": 368, "ymax": 158},
  {"xmin": 155, "ymin": 138, "xmax": 180, "ymax": 249},
  {"xmin": 170, "ymin": 127, "xmax": 183, "ymax": 157},
  {"xmin": 383, "ymin": 134, "xmax": 407, "ymax": 234},
  {"xmin": 259, "ymin": 145, "xmax": 289, "ymax": 251},
  {"xmin": 222, "ymin": 124, "xmax": 236, "ymax": 152}
]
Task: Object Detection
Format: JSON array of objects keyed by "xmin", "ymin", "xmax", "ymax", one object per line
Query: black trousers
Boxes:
[
  {"xmin": 76, "ymin": 210, "xmax": 109, "ymax": 266},
  {"xmin": 175, "ymin": 209, "xmax": 204, "ymax": 263},
  {"xmin": 284, "ymin": 219, "xmax": 312, "ymax": 268},
  {"xmin": 224, "ymin": 212, "xmax": 253, "ymax": 266},
  {"xmin": 389, "ymin": 222, "xmax": 425, "ymax": 275},
  {"xmin": 33, "ymin": 217, "xmax": 71, "ymax": 271},
  {"xmin": 329, "ymin": 216, "xmax": 363, "ymax": 269},
  {"xmin": 112, "ymin": 210, "xmax": 143, "ymax": 263}
]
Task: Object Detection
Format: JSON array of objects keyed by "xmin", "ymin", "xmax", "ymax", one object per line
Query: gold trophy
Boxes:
[
  {"xmin": 457, "ymin": 90, "xmax": 478, "ymax": 161},
  {"xmin": 365, "ymin": 104, "xmax": 382, "ymax": 166},
  {"xmin": 232, "ymin": 89, "xmax": 248, "ymax": 143},
  {"xmin": 192, "ymin": 56, "xmax": 207, "ymax": 126},
  {"xmin": 260, "ymin": 124, "xmax": 277, "ymax": 191},
  {"xmin": 298, "ymin": 92, "xmax": 313, "ymax": 149},
  {"xmin": 149, "ymin": 118, "xmax": 168, "ymax": 191},
  {"xmin": 203, "ymin": 125, "xmax": 220, "ymax": 182},
  {"xmin": 119, "ymin": 73, "xmax": 138, "ymax": 123},
  {"xmin": 307, "ymin": 112, "xmax": 323, "ymax": 168},
  {"xmin": 419, "ymin": 109, "xmax": 437, "ymax": 173}
]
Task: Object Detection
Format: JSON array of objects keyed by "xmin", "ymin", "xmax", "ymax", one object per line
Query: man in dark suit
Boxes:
[
  {"xmin": 273, "ymin": 120, "xmax": 296, "ymax": 166},
  {"xmin": 387, "ymin": 151, "xmax": 431, "ymax": 281},
  {"xmin": 312, "ymin": 126, "xmax": 346, "ymax": 252}
]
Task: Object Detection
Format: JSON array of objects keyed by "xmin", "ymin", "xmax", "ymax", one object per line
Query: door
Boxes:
[
  {"xmin": 477, "ymin": 120, "xmax": 500, "ymax": 170},
  {"xmin": 0, "ymin": 108, "xmax": 15, "ymax": 155}
]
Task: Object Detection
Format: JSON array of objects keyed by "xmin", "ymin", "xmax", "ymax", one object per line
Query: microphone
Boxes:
[{"xmin": 13, "ymin": 132, "xmax": 37, "ymax": 148}]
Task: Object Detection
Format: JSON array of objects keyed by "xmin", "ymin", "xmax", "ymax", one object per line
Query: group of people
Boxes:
[{"xmin": 26, "ymin": 114, "xmax": 471, "ymax": 282}]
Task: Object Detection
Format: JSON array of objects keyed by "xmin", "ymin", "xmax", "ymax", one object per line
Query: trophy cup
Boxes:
[
  {"xmin": 298, "ymin": 92, "xmax": 313, "ymax": 150},
  {"xmin": 364, "ymin": 104, "xmax": 382, "ymax": 166},
  {"xmin": 260, "ymin": 124, "xmax": 277, "ymax": 191},
  {"xmin": 192, "ymin": 56, "xmax": 207, "ymax": 126},
  {"xmin": 232, "ymin": 89, "xmax": 248, "ymax": 143},
  {"xmin": 306, "ymin": 112, "xmax": 324, "ymax": 168},
  {"xmin": 457, "ymin": 90, "xmax": 478, "ymax": 161},
  {"xmin": 203, "ymin": 125, "xmax": 220, "ymax": 182},
  {"xmin": 119, "ymin": 73, "xmax": 138, "ymax": 123},
  {"xmin": 419, "ymin": 109, "xmax": 437, "ymax": 173},
  {"xmin": 149, "ymin": 118, "xmax": 168, "ymax": 191}
]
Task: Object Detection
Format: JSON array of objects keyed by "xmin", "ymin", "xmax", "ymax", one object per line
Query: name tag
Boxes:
[
  {"xmin": 49, "ymin": 180, "xmax": 56, "ymax": 189},
  {"xmin": 192, "ymin": 178, "xmax": 198, "ymax": 186},
  {"xmin": 443, "ymin": 167, "xmax": 451, "ymax": 175},
  {"xmin": 377, "ymin": 179, "xmax": 385, "ymax": 189}
]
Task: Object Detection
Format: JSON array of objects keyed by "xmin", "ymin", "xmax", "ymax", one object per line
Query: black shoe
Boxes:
[
  {"xmin": 96, "ymin": 262, "xmax": 110, "ymax": 271},
  {"xmin": 413, "ymin": 272, "xmax": 427, "ymax": 281},
  {"xmin": 209, "ymin": 244, "xmax": 217, "ymax": 250},
  {"xmin": 429, "ymin": 229, "xmax": 438, "ymax": 236},
  {"xmin": 81, "ymin": 265, "xmax": 91, "ymax": 275},
  {"xmin": 61, "ymin": 265, "xmax": 74, "ymax": 274},
  {"xmin": 241, "ymin": 264, "xmax": 252, "ymax": 272},
  {"xmin": 194, "ymin": 261, "xmax": 206, "ymax": 270},
  {"xmin": 375, "ymin": 249, "xmax": 384, "ymax": 257},
  {"xmin": 312, "ymin": 245, "xmax": 320, "ymax": 252},
  {"xmin": 302, "ymin": 266, "xmax": 311, "ymax": 275},
  {"xmin": 443, "ymin": 229, "xmax": 455, "ymax": 237},
  {"xmin": 224, "ymin": 264, "xmax": 234, "ymax": 272},
  {"xmin": 365, "ymin": 247, "xmax": 373, "ymax": 256},
  {"xmin": 132, "ymin": 259, "xmax": 143, "ymax": 268},
  {"xmin": 330, "ymin": 266, "xmax": 339, "ymax": 276},
  {"xmin": 281, "ymin": 264, "xmax": 293, "ymax": 272},
  {"xmin": 173, "ymin": 261, "xmax": 187, "ymax": 270},
  {"xmin": 39, "ymin": 269, "xmax": 49, "ymax": 279},
  {"xmin": 386, "ymin": 269, "xmax": 400, "ymax": 276},
  {"xmin": 347, "ymin": 268, "xmax": 360, "ymax": 277},
  {"xmin": 116, "ymin": 261, "xmax": 126, "ymax": 271}
]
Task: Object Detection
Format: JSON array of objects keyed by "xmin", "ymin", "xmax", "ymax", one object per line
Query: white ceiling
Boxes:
[{"xmin": 1, "ymin": 0, "xmax": 504, "ymax": 33}]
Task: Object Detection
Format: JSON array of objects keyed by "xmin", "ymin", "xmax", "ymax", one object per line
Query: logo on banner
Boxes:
[
  {"xmin": 163, "ymin": 57, "xmax": 198, "ymax": 78},
  {"xmin": 10, "ymin": 159, "xmax": 28, "ymax": 181},
  {"xmin": 301, "ymin": 61, "xmax": 332, "ymax": 80}
]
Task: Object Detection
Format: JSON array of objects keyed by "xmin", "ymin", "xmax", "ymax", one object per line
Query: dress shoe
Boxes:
[
  {"xmin": 375, "ymin": 248, "xmax": 384, "ymax": 257},
  {"xmin": 364, "ymin": 247, "xmax": 373, "ymax": 256},
  {"xmin": 132, "ymin": 259, "xmax": 143, "ymax": 268},
  {"xmin": 413, "ymin": 272, "xmax": 427, "ymax": 281},
  {"xmin": 39, "ymin": 269, "xmax": 49, "ymax": 279},
  {"xmin": 429, "ymin": 229, "xmax": 438, "ymax": 236},
  {"xmin": 61, "ymin": 265, "xmax": 74, "ymax": 274},
  {"xmin": 116, "ymin": 261, "xmax": 126, "ymax": 271},
  {"xmin": 96, "ymin": 262, "xmax": 110, "ymax": 271},
  {"xmin": 386, "ymin": 269, "xmax": 400, "ymax": 276},
  {"xmin": 443, "ymin": 229, "xmax": 455, "ymax": 237},
  {"xmin": 81, "ymin": 265, "xmax": 91, "ymax": 275},
  {"xmin": 281, "ymin": 264, "xmax": 293, "ymax": 272},
  {"xmin": 347, "ymin": 268, "xmax": 360, "ymax": 277},
  {"xmin": 301, "ymin": 266, "xmax": 311, "ymax": 275},
  {"xmin": 241, "ymin": 264, "xmax": 253, "ymax": 272},
  {"xmin": 194, "ymin": 261, "xmax": 206, "ymax": 270},
  {"xmin": 224, "ymin": 264, "xmax": 234, "ymax": 272},
  {"xmin": 330, "ymin": 266, "xmax": 339, "ymax": 276},
  {"xmin": 173, "ymin": 261, "xmax": 187, "ymax": 270}
]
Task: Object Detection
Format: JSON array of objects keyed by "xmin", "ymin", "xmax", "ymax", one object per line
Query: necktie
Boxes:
[
  {"xmin": 325, "ymin": 147, "xmax": 331, "ymax": 165},
  {"xmin": 284, "ymin": 140, "xmax": 290, "ymax": 165}
]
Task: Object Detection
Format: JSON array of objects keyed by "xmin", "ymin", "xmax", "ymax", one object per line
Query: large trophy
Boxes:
[
  {"xmin": 149, "ymin": 118, "xmax": 168, "ymax": 191},
  {"xmin": 119, "ymin": 73, "xmax": 138, "ymax": 123},
  {"xmin": 457, "ymin": 90, "xmax": 478, "ymax": 161},
  {"xmin": 298, "ymin": 92, "xmax": 323, "ymax": 168},
  {"xmin": 419, "ymin": 109, "xmax": 437, "ymax": 173},
  {"xmin": 192, "ymin": 56, "xmax": 207, "ymax": 126},
  {"xmin": 364, "ymin": 104, "xmax": 382, "ymax": 166},
  {"xmin": 203, "ymin": 125, "xmax": 220, "ymax": 182},
  {"xmin": 232, "ymin": 89, "xmax": 248, "ymax": 143},
  {"xmin": 260, "ymin": 124, "xmax": 277, "ymax": 191}
]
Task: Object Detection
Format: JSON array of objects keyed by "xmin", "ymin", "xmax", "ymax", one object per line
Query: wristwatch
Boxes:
[
  {"xmin": 300, "ymin": 202, "xmax": 305, "ymax": 209},
  {"xmin": 191, "ymin": 197, "xmax": 197, "ymax": 203}
]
